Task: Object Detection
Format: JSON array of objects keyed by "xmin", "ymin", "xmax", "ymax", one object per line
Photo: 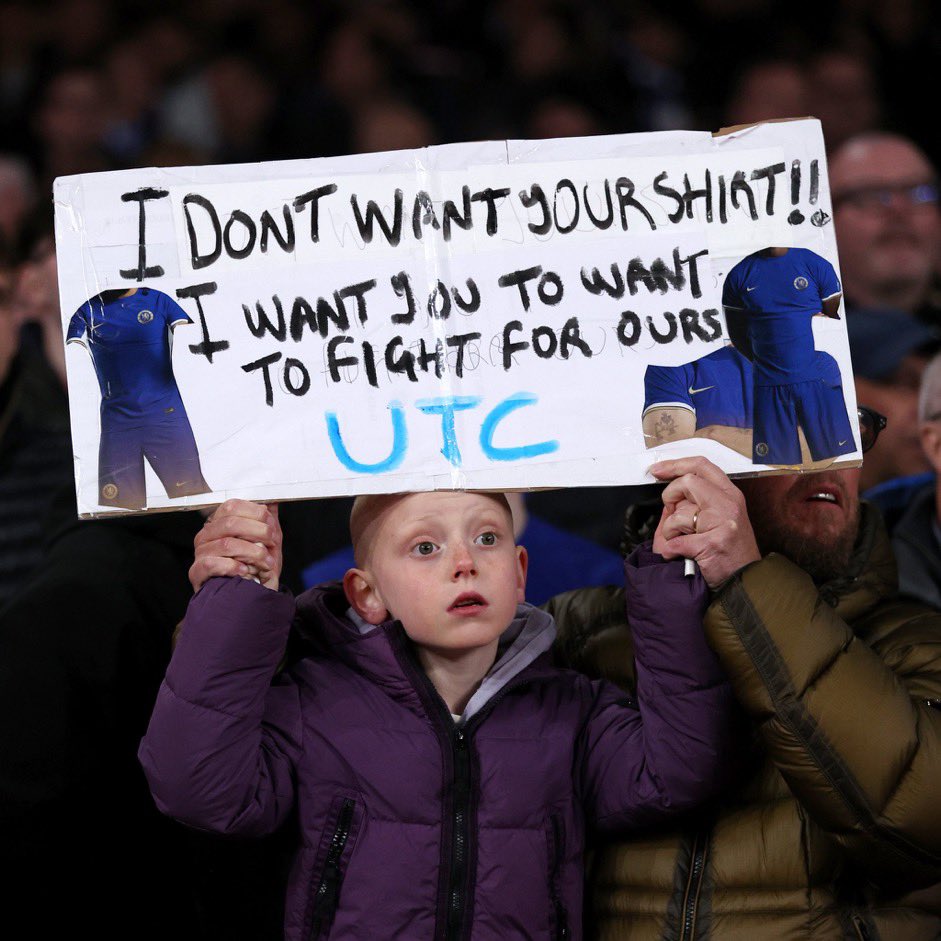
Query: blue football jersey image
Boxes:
[
  {"xmin": 643, "ymin": 346, "xmax": 753, "ymax": 429},
  {"xmin": 68, "ymin": 287, "xmax": 210, "ymax": 509},
  {"xmin": 721, "ymin": 249, "xmax": 853, "ymax": 465},
  {"xmin": 722, "ymin": 247, "xmax": 841, "ymax": 386}
]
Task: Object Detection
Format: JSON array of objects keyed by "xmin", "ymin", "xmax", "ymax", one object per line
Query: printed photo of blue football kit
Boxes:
[
  {"xmin": 643, "ymin": 247, "xmax": 855, "ymax": 468},
  {"xmin": 66, "ymin": 287, "xmax": 211, "ymax": 510}
]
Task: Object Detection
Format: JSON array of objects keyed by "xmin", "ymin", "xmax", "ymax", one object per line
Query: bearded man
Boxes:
[{"xmin": 549, "ymin": 439, "xmax": 941, "ymax": 939}]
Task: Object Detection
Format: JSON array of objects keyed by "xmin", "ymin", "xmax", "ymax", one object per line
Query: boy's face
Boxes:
[{"xmin": 345, "ymin": 492, "xmax": 527, "ymax": 655}]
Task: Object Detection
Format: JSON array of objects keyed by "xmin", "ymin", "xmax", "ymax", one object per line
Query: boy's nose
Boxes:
[{"xmin": 451, "ymin": 543, "xmax": 477, "ymax": 578}]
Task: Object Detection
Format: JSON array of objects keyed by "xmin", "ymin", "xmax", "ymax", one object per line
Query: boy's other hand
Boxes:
[{"xmin": 191, "ymin": 500, "xmax": 282, "ymax": 592}]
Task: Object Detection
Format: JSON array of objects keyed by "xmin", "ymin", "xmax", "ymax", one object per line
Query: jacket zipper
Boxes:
[
  {"xmin": 309, "ymin": 798, "xmax": 355, "ymax": 940},
  {"xmin": 850, "ymin": 913, "xmax": 872, "ymax": 941},
  {"xmin": 446, "ymin": 727, "xmax": 471, "ymax": 941},
  {"xmin": 391, "ymin": 637, "xmax": 477, "ymax": 941},
  {"xmin": 445, "ymin": 675, "xmax": 553, "ymax": 939},
  {"xmin": 392, "ymin": 630, "xmax": 545, "ymax": 941},
  {"xmin": 549, "ymin": 813, "xmax": 569, "ymax": 941},
  {"xmin": 678, "ymin": 830, "xmax": 708, "ymax": 941}
]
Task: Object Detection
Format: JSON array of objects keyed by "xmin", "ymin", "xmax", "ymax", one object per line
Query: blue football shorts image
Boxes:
[
  {"xmin": 752, "ymin": 378, "xmax": 856, "ymax": 465},
  {"xmin": 98, "ymin": 406, "xmax": 209, "ymax": 510}
]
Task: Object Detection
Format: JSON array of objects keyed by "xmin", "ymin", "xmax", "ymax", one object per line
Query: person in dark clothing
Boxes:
[
  {"xmin": 889, "ymin": 351, "xmax": 941, "ymax": 609},
  {"xmin": 548, "ymin": 451, "xmax": 941, "ymax": 939},
  {"xmin": 141, "ymin": 491, "xmax": 734, "ymax": 941},
  {"xmin": 0, "ymin": 492, "xmax": 298, "ymax": 941},
  {"xmin": 0, "ymin": 256, "xmax": 72, "ymax": 609}
]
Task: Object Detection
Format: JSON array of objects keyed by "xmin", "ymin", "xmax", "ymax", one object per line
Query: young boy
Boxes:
[{"xmin": 140, "ymin": 491, "xmax": 732, "ymax": 941}]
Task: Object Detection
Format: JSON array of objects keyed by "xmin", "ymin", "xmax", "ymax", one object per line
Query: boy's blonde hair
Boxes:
[{"xmin": 349, "ymin": 491, "xmax": 513, "ymax": 567}]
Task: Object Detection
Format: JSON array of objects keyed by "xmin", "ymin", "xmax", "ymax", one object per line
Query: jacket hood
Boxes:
[{"xmin": 293, "ymin": 583, "xmax": 557, "ymax": 722}]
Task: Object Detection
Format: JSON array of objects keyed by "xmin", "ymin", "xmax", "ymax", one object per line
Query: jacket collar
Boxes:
[
  {"xmin": 294, "ymin": 583, "xmax": 557, "ymax": 723},
  {"xmin": 825, "ymin": 502, "xmax": 898, "ymax": 621}
]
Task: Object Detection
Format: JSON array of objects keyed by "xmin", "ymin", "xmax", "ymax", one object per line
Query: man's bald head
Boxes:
[
  {"xmin": 350, "ymin": 491, "xmax": 513, "ymax": 567},
  {"xmin": 830, "ymin": 132, "xmax": 939, "ymax": 312},
  {"xmin": 919, "ymin": 351, "xmax": 941, "ymax": 424},
  {"xmin": 918, "ymin": 353, "xmax": 941, "ymax": 485},
  {"xmin": 830, "ymin": 133, "xmax": 935, "ymax": 191}
]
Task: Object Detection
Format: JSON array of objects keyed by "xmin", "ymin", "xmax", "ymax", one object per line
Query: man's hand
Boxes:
[
  {"xmin": 191, "ymin": 500, "xmax": 282, "ymax": 592},
  {"xmin": 649, "ymin": 456, "xmax": 761, "ymax": 588}
]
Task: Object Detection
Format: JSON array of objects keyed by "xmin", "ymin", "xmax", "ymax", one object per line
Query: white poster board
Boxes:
[{"xmin": 54, "ymin": 118, "xmax": 859, "ymax": 516}]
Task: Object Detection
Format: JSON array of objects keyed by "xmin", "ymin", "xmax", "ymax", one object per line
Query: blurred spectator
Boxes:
[
  {"xmin": 352, "ymin": 95, "xmax": 438, "ymax": 154},
  {"xmin": 0, "ymin": 2, "xmax": 42, "ymax": 137},
  {"xmin": 0, "ymin": 154, "xmax": 36, "ymax": 249},
  {"xmin": 0, "ymin": 245, "xmax": 71, "ymax": 609},
  {"xmin": 101, "ymin": 36, "xmax": 162, "ymax": 164},
  {"xmin": 848, "ymin": 307, "xmax": 940, "ymax": 491},
  {"xmin": 858, "ymin": 0, "xmax": 941, "ymax": 168},
  {"xmin": 159, "ymin": 51, "xmax": 277, "ymax": 163},
  {"xmin": 318, "ymin": 18, "xmax": 393, "ymax": 113},
  {"xmin": 138, "ymin": 138, "xmax": 208, "ymax": 170},
  {"xmin": 15, "ymin": 225, "xmax": 66, "ymax": 387},
  {"xmin": 611, "ymin": 4, "xmax": 690, "ymax": 131},
  {"xmin": 505, "ymin": 5, "xmax": 582, "ymax": 84},
  {"xmin": 723, "ymin": 58, "xmax": 807, "ymax": 127},
  {"xmin": 807, "ymin": 49, "xmax": 882, "ymax": 152},
  {"xmin": 0, "ymin": 259, "xmax": 15, "ymax": 392},
  {"xmin": 830, "ymin": 133, "xmax": 941, "ymax": 321},
  {"xmin": 888, "ymin": 349, "xmax": 941, "ymax": 608},
  {"xmin": 31, "ymin": 65, "xmax": 112, "ymax": 188},
  {"xmin": 47, "ymin": 0, "xmax": 114, "ymax": 66},
  {"xmin": 207, "ymin": 53, "xmax": 278, "ymax": 163},
  {"xmin": 525, "ymin": 91, "xmax": 604, "ymax": 140},
  {"xmin": 136, "ymin": 15, "xmax": 200, "ymax": 90}
]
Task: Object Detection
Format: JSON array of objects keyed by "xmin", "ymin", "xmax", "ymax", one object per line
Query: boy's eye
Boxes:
[
  {"xmin": 476, "ymin": 531, "xmax": 497, "ymax": 547},
  {"xmin": 414, "ymin": 541, "xmax": 437, "ymax": 556}
]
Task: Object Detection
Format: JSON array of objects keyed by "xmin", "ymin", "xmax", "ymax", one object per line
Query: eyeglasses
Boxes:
[
  {"xmin": 834, "ymin": 182, "xmax": 939, "ymax": 213},
  {"xmin": 858, "ymin": 406, "xmax": 887, "ymax": 453}
]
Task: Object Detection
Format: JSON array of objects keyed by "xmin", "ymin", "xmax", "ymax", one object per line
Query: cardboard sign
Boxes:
[{"xmin": 54, "ymin": 118, "xmax": 859, "ymax": 516}]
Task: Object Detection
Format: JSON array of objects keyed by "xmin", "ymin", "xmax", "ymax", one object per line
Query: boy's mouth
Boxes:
[{"xmin": 449, "ymin": 592, "xmax": 487, "ymax": 612}]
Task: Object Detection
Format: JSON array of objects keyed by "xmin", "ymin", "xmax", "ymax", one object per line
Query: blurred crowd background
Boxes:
[{"xmin": 0, "ymin": 0, "xmax": 939, "ymax": 243}]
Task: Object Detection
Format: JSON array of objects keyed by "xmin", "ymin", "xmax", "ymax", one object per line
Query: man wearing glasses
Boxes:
[
  {"xmin": 549, "ymin": 413, "xmax": 941, "ymax": 939},
  {"xmin": 830, "ymin": 132, "xmax": 940, "ymax": 324}
]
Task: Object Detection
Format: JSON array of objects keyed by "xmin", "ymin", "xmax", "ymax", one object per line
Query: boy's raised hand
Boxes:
[{"xmin": 191, "ymin": 500, "xmax": 282, "ymax": 593}]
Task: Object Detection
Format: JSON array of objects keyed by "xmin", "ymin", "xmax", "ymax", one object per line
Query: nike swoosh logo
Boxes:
[
  {"xmin": 746, "ymin": 286, "xmax": 757, "ymax": 292},
  {"xmin": 688, "ymin": 385, "xmax": 716, "ymax": 395},
  {"xmin": 838, "ymin": 440, "xmax": 847, "ymax": 446}
]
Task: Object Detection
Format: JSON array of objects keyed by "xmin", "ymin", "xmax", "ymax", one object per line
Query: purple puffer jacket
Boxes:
[{"xmin": 140, "ymin": 548, "xmax": 732, "ymax": 941}]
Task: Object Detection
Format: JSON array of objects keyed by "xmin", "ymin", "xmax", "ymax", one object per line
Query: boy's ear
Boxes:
[
  {"xmin": 515, "ymin": 545, "xmax": 528, "ymax": 603},
  {"xmin": 343, "ymin": 568, "xmax": 389, "ymax": 625}
]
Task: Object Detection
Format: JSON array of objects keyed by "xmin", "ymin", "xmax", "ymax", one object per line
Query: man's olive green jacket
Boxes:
[{"xmin": 548, "ymin": 506, "xmax": 941, "ymax": 940}]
